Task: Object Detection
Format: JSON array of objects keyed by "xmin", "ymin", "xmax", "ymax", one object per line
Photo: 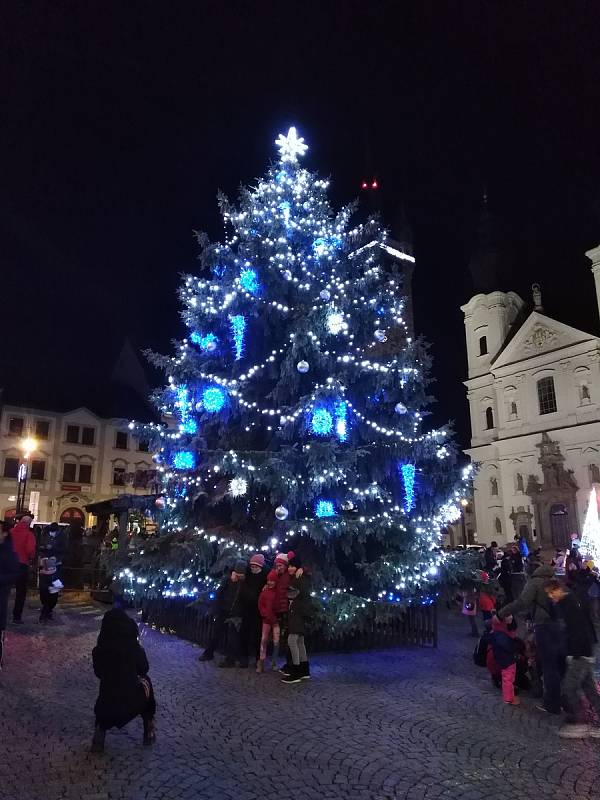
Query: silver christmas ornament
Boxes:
[
  {"xmin": 319, "ymin": 289, "xmax": 331, "ymax": 301},
  {"xmin": 374, "ymin": 329, "xmax": 387, "ymax": 342},
  {"xmin": 297, "ymin": 360, "xmax": 309, "ymax": 373},
  {"xmin": 275, "ymin": 505, "xmax": 289, "ymax": 521},
  {"xmin": 395, "ymin": 402, "xmax": 407, "ymax": 415},
  {"xmin": 205, "ymin": 339, "xmax": 217, "ymax": 352},
  {"xmin": 284, "ymin": 270, "xmax": 292, "ymax": 280},
  {"xmin": 341, "ymin": 500, "xmax": 355, "ymax": 511}
]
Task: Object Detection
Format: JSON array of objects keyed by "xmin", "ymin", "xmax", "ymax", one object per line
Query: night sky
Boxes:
[{"xmin": 2, "ymin": 2, "xmax": 600, "ymax": 445}]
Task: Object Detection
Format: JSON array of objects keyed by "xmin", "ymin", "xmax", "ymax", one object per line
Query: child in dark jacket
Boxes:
[
  {"xmin": 91, "ymin": 608, "xmax": 156, "ymax": 753},
  {"xmin": 488, "ymin": 615, "xmax": 520, "ymax": 706},
  {"xmin": 257, "ymin": 570, "xmax": 279, "ymax": 673}
]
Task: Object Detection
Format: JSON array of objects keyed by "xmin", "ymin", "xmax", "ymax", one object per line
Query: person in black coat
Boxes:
[
  {"xmin": 498, "ymin": 551, "xmax": 514, "ymax": 604},
  {"xmin": 0, "ymin": 522, "xmax": 20, "ymax": 668},
  {"xmin": 198, "ymin": 559, "xmax": 248, "ymax": 666},
  {"xmin": 545, "ymin": 579, "xmax": 600, "ymax": 738},
  {"xmin": 240, "ymin": 554, "xmax": 266, "ymax": 667},
  {"xmin": 281, "ymin": 555, "xmax": 312, "ymax": 685},
  {"xmin": 91, "ymin": 608, "xmax": 156, "ymax": 752}
]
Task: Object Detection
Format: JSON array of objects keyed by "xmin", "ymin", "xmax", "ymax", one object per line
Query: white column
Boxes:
[{"xmin": 586, "ymin": 244, "xmax": 600, "ymax": 325}]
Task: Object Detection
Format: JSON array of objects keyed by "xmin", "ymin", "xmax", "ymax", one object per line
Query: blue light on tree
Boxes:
[
  {"xmin": 181, "ymin": 418, "xmax": 198, "ymax": 435},
  {"xmin": 190, "ymin": 331, "xmax": 218, "ymax": 351},
  {"xmin": 173, "ymin": 450, "xmax": 196, "ymax": 470},
  {"xmin": 239, "ymin": 268, "xmax": 259, "ymax": 294},
  {"xmin": 313, "ymin": 237, "xmax": 328, "ymax": 258},
  {"xmin": 335, "ymin": 401, "xmax": 348, "ymax": 442},
  {"xmin": 279, "ymin": 200, "xmax": 291, "ymax": 225},
  {"xmin": 311, "ymin": 407, "xmax": 333, "ymax": 436},
  {"xmin": 400, "ymin": 463, "xmax": 416, "ymax": 513},
  {"xmin": 202, "ymin": 386, "xmax": 227, "ymax": 413},
  {"xmin": 230, "ymin": 314, "xmax": 246, "ymax": 361},
  {"xmin": 315, "ymin": 499, "xmax": 336, "ymax": 518}
]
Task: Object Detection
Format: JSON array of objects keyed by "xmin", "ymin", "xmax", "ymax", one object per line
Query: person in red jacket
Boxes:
[
  {"xmin": 256, "ymin": 570, "xmax": 280, "ymax": 673},
  {"xmin": 274, "ymin": 551, "xmax": 294, "ymax": 615},
  {"xmin": 9, "ymin": 513, "xmax": 36, "ymax": 623}
]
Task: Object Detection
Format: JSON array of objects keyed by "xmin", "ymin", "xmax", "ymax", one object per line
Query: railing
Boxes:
[{"xmin": 142, "ymin": 598, "xmax": 438, "ymax": 652}]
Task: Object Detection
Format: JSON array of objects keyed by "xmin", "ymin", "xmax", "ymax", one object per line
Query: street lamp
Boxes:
[
  {"xmin": 15, "ymin": 436, "xmax": 37, "ymax": 515},
  {"xmin": 460, "ymin": 498, "xmax": 469, "ymax": 548}
]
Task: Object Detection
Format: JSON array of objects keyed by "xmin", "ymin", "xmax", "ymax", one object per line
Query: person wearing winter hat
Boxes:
[
  {"xmin": 272, "ymin": 551, "xmax": 294, "ymax": 673},
  {"xmin": 39, "ymin": 556, "xmax": 60, "ymax": 622},
  {"xmin": 240, "ymin": 553, "xmax": 266, "ymax": 666},
  {"xmin": 281, "ymin": 555, "xmax": 312, "ymax": 684},
  {"xmin": 256, "ymin": 570, "xmax": 280, "ymax": 672}
]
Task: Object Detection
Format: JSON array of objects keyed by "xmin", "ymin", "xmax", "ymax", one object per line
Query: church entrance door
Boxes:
[{"xmin": 550, "ymin": 504, "xmax": 570, "ymax": 549}]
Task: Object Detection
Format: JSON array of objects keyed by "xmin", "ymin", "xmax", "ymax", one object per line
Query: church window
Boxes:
[
  {"xmin": 590, "ymin": 464, "xmax": 600, "ymax": 484},
  {"xmin": 495, "ymin": 517, "xmax": 502, "ymax": 534},
  {"xmin": 479, "ymin": 336, "xmax": 488, "ymax": 356},
  {"xmin": 485, "ymin": 406, "xmax": 494, "ymax": 429},
  {"xmin": 537, "ymin": 376, "xmax": 557, "ymax": 415},
  {"xmin": 490, "ymin": 477, "xmax": 498, "ymax": 496},
  {"xmin": 516, "ymin": 473, "xmax": 524, "ymax": 492}
]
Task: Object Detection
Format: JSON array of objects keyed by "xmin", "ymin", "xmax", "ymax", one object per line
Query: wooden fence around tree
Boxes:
[{"xmin": 142, "ymin": 598, "xmax": 438, "ymax": 652}]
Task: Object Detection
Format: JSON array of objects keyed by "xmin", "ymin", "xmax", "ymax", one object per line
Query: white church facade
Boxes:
[{"xmin": 461, "ymin": 243, "xmax": 600, "ymax": 549}]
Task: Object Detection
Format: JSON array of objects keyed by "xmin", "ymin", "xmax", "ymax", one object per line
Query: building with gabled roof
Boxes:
[{"xmin": 461, "ymin": 242, "xmax": 600, "ymax": 549}]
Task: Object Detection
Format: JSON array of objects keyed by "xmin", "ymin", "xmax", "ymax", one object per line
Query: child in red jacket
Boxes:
[{"xmin": 257, "ymin": 570, "xmax": 280, "ymax": 673}]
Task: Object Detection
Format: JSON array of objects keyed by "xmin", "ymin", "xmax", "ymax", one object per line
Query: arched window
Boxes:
[
  {"xmin": 516, "ymin": 473, "xmax": 524, "ymax": 492},
  {"xmin": 490, "ymin": 477, "xmax": 499, "ymax": 496},
  {"xmin": 590, "ymin": 464, "xmax": 600, "ymax": 484},
  {"xmin": 537, "ymin": 376, "xmax": 557, "ymax": 415},
  {"xmin": 485, "ymin": 406, "xmax": 494, "ymax": 429},
  {"xmin": 495, "ymin": 517, "xmax": 502, "ymax": 534},
  {"xmin": 479, "ymin": 336, "xmax": 488, "ymax": 356}
]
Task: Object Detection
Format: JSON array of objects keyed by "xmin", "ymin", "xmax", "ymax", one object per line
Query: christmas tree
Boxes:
[
  {"xmin": 124, "ymin": 127, "xmax": 463, "ymax": 623},
  {"xmin": 580, "ymin": 487, "xmax": 600, "ymax": 563}
]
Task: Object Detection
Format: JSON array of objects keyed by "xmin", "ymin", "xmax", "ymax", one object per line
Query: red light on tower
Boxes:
[
  {"xmin": 361, "ymin": 181, "xmax": 368, "ymax": 189},
  {"xmin": 371, "ymin": 180, "xmax": 378, "ymax": 189}
]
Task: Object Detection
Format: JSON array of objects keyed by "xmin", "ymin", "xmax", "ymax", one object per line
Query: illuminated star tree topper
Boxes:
[{"xmin": 275, "ymin": 126, "xmax": 308, "ymax": 163}]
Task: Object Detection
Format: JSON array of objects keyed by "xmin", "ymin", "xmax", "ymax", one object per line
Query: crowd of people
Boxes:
[
  {"xmin": 468, "ymin": 535, "xmax": 600, "ymax": 739},
  {"xmin": 0, "ymin": 513, "xmax": 70, "ymax": 666},
  {"xmin": 198, "ymin": 550, "xmax": 313, "ymax": 684}
]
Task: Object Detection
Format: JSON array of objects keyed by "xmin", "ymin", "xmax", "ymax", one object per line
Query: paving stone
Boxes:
[{"xmin": 0, "ymin": 600, "xmax": 598, "ymax": 799}]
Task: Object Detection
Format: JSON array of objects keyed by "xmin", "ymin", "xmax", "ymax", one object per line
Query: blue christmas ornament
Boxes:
[
  {"xmin": 230, "ymin": 314, "xmax": 246, "ymax": 361},
  {"xmin": 311, "ymin": 407, "xmax": 333, "ymax": 436},
  {"xmin": 315, "ymin": 499, "xmax": 336, "ymax": 518},
  {"xmin": 181, "ymin": 418, "xmax": 198, "ymax": 435},
  {"xmin": 400, "ymin": 463, "xmax": 416, "ymax": 513},
  {"xmin": 173, "ymin": 450, "xmax": 196, "ymax": 470},
  {"xmin": 191, "ymin": 331, "xmax": 218, "ymax": 352},
  {"xmin": 202, "ymin": 386, "xmax": 227, "ymax": 413},
  {"xmin": 239, "ymin": 268, "xmax": 260, "ymax": 294}
]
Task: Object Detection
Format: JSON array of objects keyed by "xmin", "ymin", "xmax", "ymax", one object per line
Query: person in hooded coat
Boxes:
[
  {"xmin": 91, "ymin": 608, "xmax": 156, "ymax": 752},
  {"xmin": 498, "ymin": 564, "xmax": 564, "ymax": 714},
  {"xmin": 0, "ymin": 522, "xmax": 20, "ymax": 668}
]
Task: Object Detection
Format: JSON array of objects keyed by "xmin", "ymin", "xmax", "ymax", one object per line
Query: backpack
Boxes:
[{"xmin": 473, "ymin": 634, "xmax": 489, "ymax": 667}]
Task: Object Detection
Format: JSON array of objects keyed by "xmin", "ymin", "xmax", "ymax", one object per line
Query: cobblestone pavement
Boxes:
[{"xmin": 1, "ymin": 596, "xmax": 599, "ymax": 800}]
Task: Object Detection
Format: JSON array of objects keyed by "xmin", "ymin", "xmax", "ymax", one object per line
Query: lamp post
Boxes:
[
  {"xmin": 460, "ymin": 498, "xmax": 469, "ymax": 548},
  {"xmin": 15, "ymin": 436, "xmax": 37, "ymax": 515}
]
